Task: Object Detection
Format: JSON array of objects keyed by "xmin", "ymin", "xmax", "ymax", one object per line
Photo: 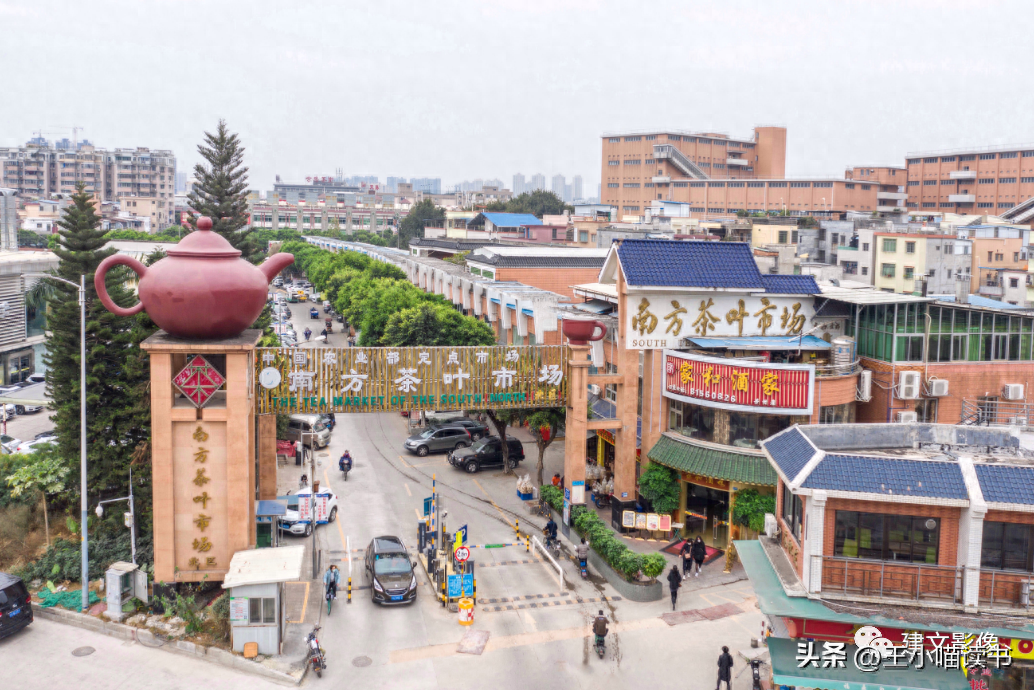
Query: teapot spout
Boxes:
[{"xmin": 259, "ymin": 252, "xmax": 295, "ymax": 283}]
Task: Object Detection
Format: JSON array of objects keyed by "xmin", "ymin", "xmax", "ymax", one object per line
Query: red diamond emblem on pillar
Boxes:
[{"xmin": 173, "ymin": 355, "xmax": 226, "ymax": 408}]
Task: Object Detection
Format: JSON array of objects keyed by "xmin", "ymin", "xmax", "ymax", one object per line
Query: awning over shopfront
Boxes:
[
  {"xmin": 767, "ymin": 637, "xmax": 970, "ymax": 690},
  {"xmin": 686, "ymin": 335, "xmax": 832, "ymax": 350},
  {"xmin": 648, "ymin": 434, "xmax": 778, "ymax": 486}
]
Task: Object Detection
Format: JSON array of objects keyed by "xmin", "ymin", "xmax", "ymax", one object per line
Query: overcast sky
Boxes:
[{"xmin": 3, "ymin": 0, "xmax": 1033, "ymax": 194}]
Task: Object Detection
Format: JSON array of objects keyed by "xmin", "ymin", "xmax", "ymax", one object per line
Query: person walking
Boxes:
[
  {"xmin": 680, "ymin": 539, "xmax": 694, "ymax": 580},
  {"xmin": 667, "ymin": 564, "xmax": 682, "ymax": 611},
  {"xmin": 716, "ymin": 646, "xmax": 734, "ymax": 690},
  {"xmin": 691, "ymin": 535, "xmax": 707, "ymax": 577}
]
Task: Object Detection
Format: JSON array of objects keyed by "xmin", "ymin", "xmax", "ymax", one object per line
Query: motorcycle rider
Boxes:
[
  {"xmin": 593, "ymin": 610, "xmax": 609, "ymax": 651},
  {"xmin": 577, "ymin": 538, "xmax": 589, "ymax": 573},
  {"xmin": 339, "ymin": 450, "xmax": 353, "ymax": 473},
  {"xmin": 323, "ymin": 564, "xmax": 340, "ymax": 600},
  {"xmin": 544, "ymin": 517, "xmax": 558, "ymax": 548},
  {"xmin": 304, "ymin": 327, "xmax": 312, "ymax": 341}
]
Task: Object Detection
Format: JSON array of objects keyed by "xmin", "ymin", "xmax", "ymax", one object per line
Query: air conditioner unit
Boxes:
[
  {"xmin": 896, "ymin": 411, "xmax": 918, "ymax": 423},
  {"xmin": 928, "ymin": 379, "xmax": 949, "ymax": 397},
  {"xmin": 1003, "ymin": 384, "xmax": 1025, "ymax": 401},
  {"xmin": 764, "ymin": 513, "xmax": 778, "ymax": 539},
  {"xmin": 589, "ymin": 384, "xmax": 601, "ymax": 396},
  {"xmin": 857, "ymin": 369, "xmax": 872, "ymax": 402},
  {"xmin": 898, "ymin": 371, "xmax": 921, "ymax": 400}
]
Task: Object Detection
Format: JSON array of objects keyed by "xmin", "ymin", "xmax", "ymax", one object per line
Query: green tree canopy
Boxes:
[
  {"xmin": 187, "ymin": 120, "xmax": 255, "ymax": 260},
  {"xmin": 637, "ymin": 463, "xmax": 681, "ymax": 514},
  {"xmin": 382, "ymin": 303, "xmax": 496, "ymax": 348},
  {"xmin": 398, "ymin": 198, "xmax": 445, "ymax": 248},
  {"xmin": 484, "ymin": 190, "xmax": 572, "ymax": 217}
]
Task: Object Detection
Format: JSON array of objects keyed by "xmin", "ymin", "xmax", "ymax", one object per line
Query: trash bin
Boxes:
[{"xmin": 458, "ymin": 597, "xmax": 474, "ymax": 626}]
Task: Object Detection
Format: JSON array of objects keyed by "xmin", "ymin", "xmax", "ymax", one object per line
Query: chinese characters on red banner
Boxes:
[{"xmin": 662, "ymin": 350, "xmax": 814, "ymax": 414}]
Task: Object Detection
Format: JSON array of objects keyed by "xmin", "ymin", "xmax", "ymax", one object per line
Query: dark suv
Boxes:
[
  {"xmin": 364, "ymin": 536, "xmax": 416, "ymax": 605},
  {"xmin": 449, "ymin": 436, "xmax": 526, "ymax": 473},
  {"xmin": 428, "ymin": 417, "xmax": 489, "ymax": 440},
  {"xmin": 0, "ymin": 572, "xmax": 32, "ymax": 639}
]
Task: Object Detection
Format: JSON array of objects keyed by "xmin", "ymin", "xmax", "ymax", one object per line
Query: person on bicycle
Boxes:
[
  {"xmin": 323, "ymin": 564, "xmax": 340, "ymax": 600},
  {"xmin": 544, "ymin": 517, "xmax": 558, "ymax": 547},
  {"xmin": 577, "ymin": 538, "xmax": 589, "ymax": 571},
  {"xmin": 339, "ymin": 450, "xmax": 352, "ymax": 473},
  {"xmin": 593, "ymin": 610, "xmax": 609, "ymax": 647}
]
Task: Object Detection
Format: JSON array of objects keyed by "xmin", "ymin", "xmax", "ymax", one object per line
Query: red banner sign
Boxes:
[{"xmin": 662, "ymin": 350, "xmax": 814, "ymax": 415}]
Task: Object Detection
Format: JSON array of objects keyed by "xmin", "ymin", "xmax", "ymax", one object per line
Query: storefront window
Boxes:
[
  {"xmin": 26, "ymin": 304, "xmax": 45, "ymax": 338},
  {"xmin": 834, "ymin": 511, "xmax": 939, "ymax": 563},
  {"xmin": 981, "ymin": 522, "xmax": 1034, "ymax": 571},
  {"xmin": 730, "ymin": 412, "xmax": 790, "ymax": 449}
]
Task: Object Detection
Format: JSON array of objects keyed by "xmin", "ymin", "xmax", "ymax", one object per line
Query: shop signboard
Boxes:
[
  {"xmin": 312, "ymin": 493, "xmax": 330, "ymax": 524},
  {"xmin": 256, "ymin": 345, "xmax": 568, "ymax": 414},
  {"xmin": 622, "ymin": 511, "xmax": 672, "ymax": 531},
  {"xmin": 626, "ymin": 293, "xmax": 815, "ymax": 350},
  {"xmin": 662, "ymin": 349, "xmax": 815, "ymax": 415}
]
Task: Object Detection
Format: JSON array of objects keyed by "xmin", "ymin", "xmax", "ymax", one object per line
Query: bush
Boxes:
[
  {"xmin": 539, "ymin": 485, "xmax": 563, "ymax": 511},
  {"xmin": 209, "ymin": 592, "xmax": 231, "ymax": 641},
  {"xmin": 637, "ymin": 463, "xmax": 681, "ymax": 514},
  {"xmin": 616, "ymin": 551, "xmax": 643, "ymax": 579},
  {"xmin": 641, "ymin": 553, "xmax": 667, "ymax": 578},
  {"xmin": 16, "ymin": 530, "xmax": 154, "ymax": 581},
  {"xmin": 732, "ymin": 489, "xmax": 776, "ymax": 533}
]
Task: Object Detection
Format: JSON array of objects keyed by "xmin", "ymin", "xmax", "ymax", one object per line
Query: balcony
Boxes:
[
  {"xmin": 949, "ymin": 170, "xmax": 977, "ymax": 180},
  {"xmin": 979, "ymin": 283, "xmax": 1004, "ymax": 297},
  {"xmin": 816, "ymin": 555, "xmax": 963, "ymax": 605},
  {"xmin": 652, "ymin": 176, "xmax": 671, "ymax": 184},
  {"xmin": 877, "ymin": 206, "xmax": 905, "ymax": 213},
  {"xmin": 876, "ymin": 191, "xmax": 907, "ymax": 201},
  {"xmin": 726, "ymin": 157, "xmax": 750, "ymax": 167},
  {"xmin": 948, "ymin": 194, "xmax": 975, "ymax": 203},
  {"xmin": 979, "ymin": 570, "xmax": 1034, "ymax": 611}
]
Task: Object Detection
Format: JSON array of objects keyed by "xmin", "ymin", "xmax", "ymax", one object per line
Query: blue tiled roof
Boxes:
[
  {"xmin": 801, "ymin": 456, "xmax": 967, "ymax": 499},
  {"xmin": 481, "ymin": 212, "xmax": 542, "ymax": 227},
  {"xmin": 761, "ymin": 427, "xmax": 816, "ymax": 481},
  {"xmin": 761, "ymin": 274, "xmax": 820, "ymax": 295},
  {"xmin": 975, "ymin": 465, "xmax": 1034, "ymax": 505},
  {"xmin": 616, "ymin": 240, "xmax": 765, "ymax": 289}
]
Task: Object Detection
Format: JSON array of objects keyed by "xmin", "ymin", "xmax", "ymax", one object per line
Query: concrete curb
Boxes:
[{"xmin": 31, "ymin": 603, "xmax": 304, "ymax": 686}]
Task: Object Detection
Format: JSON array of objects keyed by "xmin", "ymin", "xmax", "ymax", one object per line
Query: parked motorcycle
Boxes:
[{"xmin": 306, "ymin": 625, "xmax": 326, "ymax": 678}]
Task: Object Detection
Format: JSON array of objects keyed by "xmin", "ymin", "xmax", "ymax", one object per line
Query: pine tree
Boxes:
[
  {"xmin": 187, "ymin": 120, "xmax": 255, "ymax": 261},
  {"xmin": 44, "ymin": 183, "xmax": 150, "ymax": 502}
]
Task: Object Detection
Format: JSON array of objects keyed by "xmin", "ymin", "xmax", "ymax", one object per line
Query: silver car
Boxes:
[{"xmin": 403, "ymin": 426, "xmax": 471, "ymax": 457}]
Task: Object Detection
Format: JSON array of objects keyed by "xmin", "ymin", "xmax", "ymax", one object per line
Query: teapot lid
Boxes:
[{"xmin": 167, "ymin": 217, "xmax": 242, "ymax": 258}]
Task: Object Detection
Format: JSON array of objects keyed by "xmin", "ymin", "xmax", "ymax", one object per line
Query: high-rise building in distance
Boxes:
[
  {"xmin": 573, "ymin": 175, "xmax": 583, "ymax": 201},
  {"xmin": 512, "ymin": 173, "xmax": 525, "ymax": 195},
  {"xmin": 530, "ymin": 173, "xmax": 545, "ymax": 192},
  {"xmin": 551, "ymin": 174, "xmax": 566, "ymax": 200},
  {"xmin": 0, "ymin": 138, "xmax": 176, "ymax": 228}
]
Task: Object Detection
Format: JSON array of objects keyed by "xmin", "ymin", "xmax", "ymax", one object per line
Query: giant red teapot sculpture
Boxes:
[{"xmin": 95, "ymin": 216, "xmax": 294, "ymax": 339}]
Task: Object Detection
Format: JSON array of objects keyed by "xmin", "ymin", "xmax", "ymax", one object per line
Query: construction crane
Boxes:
[{"xmin": 49, "ymin": 125, "xmax": 85, "ymax": 150}]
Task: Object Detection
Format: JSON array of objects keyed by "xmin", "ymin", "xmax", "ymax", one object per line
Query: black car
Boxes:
[
  {"xmin": 364, "ymin": 536, "xmax": 417, "ymax": 605},
  {"xmin": 0, "ymin": 572, "xmax": 32, "ymax": 639},
  {"xmin": 427, "ymin": 417, "xmax": 489, "ymax": 440},
  {"xmin": 449, "ymin": 436, "xmax": 526, "ymax": 473}
]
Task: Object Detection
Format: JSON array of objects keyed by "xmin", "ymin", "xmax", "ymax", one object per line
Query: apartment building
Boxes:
[
  {"xmin": 843, "ymin": 165, "xmax": 906, "ymax": 185},
  {"xmin": 963, "ymin": 224, "xmax": 1030, "ymax": 295},
  {"xmin": 906, "ymin": 144, "xmax": 1034, "ymax": 218},
  {"xmin": 0, "ymin": 189, "xmax": 17, "ymax": 251},
  {"xmin": 872, "ymin": 232, "xmax": 972, "ymax": 294},
  {"xmin": 0, "ymin": 142, "xmax": 176, "ymax": 229},
  {"xmin": 248, "ymin": 201, "xmax": 399, "ymax": 233}
]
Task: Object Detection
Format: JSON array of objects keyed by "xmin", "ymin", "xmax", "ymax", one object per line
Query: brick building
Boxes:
[{"xmin": 906, "ymin": 144, "xmax": 1034, "ymax": 218}]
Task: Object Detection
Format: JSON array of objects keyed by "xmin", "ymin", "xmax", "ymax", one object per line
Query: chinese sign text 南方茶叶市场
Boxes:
[
  {"xmin": 255, "ymin": 345, "xmax": 569, "ymax": 414},
  {"xmin": 627, "ymin": 294, "xmax": 816, "ymax": 349},
  {"xmin": 187, "ymin": 424, "xmax": 218, "ymax": 571}
]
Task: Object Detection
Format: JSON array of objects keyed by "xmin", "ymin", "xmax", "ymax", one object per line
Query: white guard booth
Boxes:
[{"xmin": 222, "ymin": 545, "xmax": 305, "ymax": 656}]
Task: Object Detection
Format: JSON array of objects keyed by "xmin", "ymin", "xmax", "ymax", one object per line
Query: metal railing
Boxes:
[
  {"xmin": 979, "ymin": 570, "xmax": 1034, "ymax": 610},
  {"xmin": 960, "ymin": 399, "xmax": 1034, "ymax": 427},
  {"xmin": 814, "ymin": 360, "xmax": 862, "ymax": 377},
  {"xmin": 652, "ymin": 144, "xmax": 709, "ymax": 179},
  {"xmin": 816, "ymin": 555, "xmax": 963, "ymax": 604}
]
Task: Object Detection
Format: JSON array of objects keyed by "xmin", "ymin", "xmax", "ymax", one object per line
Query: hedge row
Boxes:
[{"xmin": 539, "ymin": 485, "xmax": 666, "ymax": 581}]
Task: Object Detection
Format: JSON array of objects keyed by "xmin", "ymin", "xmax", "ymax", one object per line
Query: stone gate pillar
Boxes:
[{"xmin": 143, "ymin": 330, "xmax": 260, "ymax": 584}]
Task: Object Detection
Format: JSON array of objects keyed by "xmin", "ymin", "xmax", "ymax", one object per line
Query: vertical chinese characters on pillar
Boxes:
[{"xmin": 189, "ymin": 424, "xmax": 217, "ymax": 570}]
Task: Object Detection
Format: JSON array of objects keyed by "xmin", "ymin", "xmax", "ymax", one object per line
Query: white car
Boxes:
[
  {"xmin": 0, "ymin": 435, "xmax": 22, "ymax": 453},
  {"xmin": 13, "ymin": 438, "xmax": 56, "ymax": 454},
  {"xmin": 279, "ymin": 488, "xmax": 339, "ymax": 536}
]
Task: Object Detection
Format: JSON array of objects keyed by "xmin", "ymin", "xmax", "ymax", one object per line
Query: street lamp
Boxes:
[
  {"xmin": 26, "ymin": 272, "xmax": 87, "ymax": 611},
  {"xmin": 94, "ymin": 467, "xmax": 136, "ymax": 565}
]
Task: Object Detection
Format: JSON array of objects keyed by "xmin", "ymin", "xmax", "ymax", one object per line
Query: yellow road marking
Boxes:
[
  {"xmin": 285, "ymin": 581, "xmax": 310, "ymax": 624},
  {"xmin": 698, "ymin": 592, "xmax": 717, "ymax": 606},
  {"xmin": 415, "ymin": 507, "xmax": 422, "ymax": 521},
  {"xmin": 472, "ymin": 477, "xmax": 513, "ymax": 526},
  {"xmin": 709, "ymin": 592, "xmax": 742, "ymax": 604},
  {"xmin": 398, "ymin": 455, "xmax": 412, "ymax": 468},
  {"xmin": 404, "ymin": 483, "xmax": 412, "ymax": 497}
]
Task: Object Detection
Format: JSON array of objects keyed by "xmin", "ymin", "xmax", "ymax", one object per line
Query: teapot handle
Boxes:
[{"xmin": 94, "ymin": 255, "xmax": 147, "ymax": 317}]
